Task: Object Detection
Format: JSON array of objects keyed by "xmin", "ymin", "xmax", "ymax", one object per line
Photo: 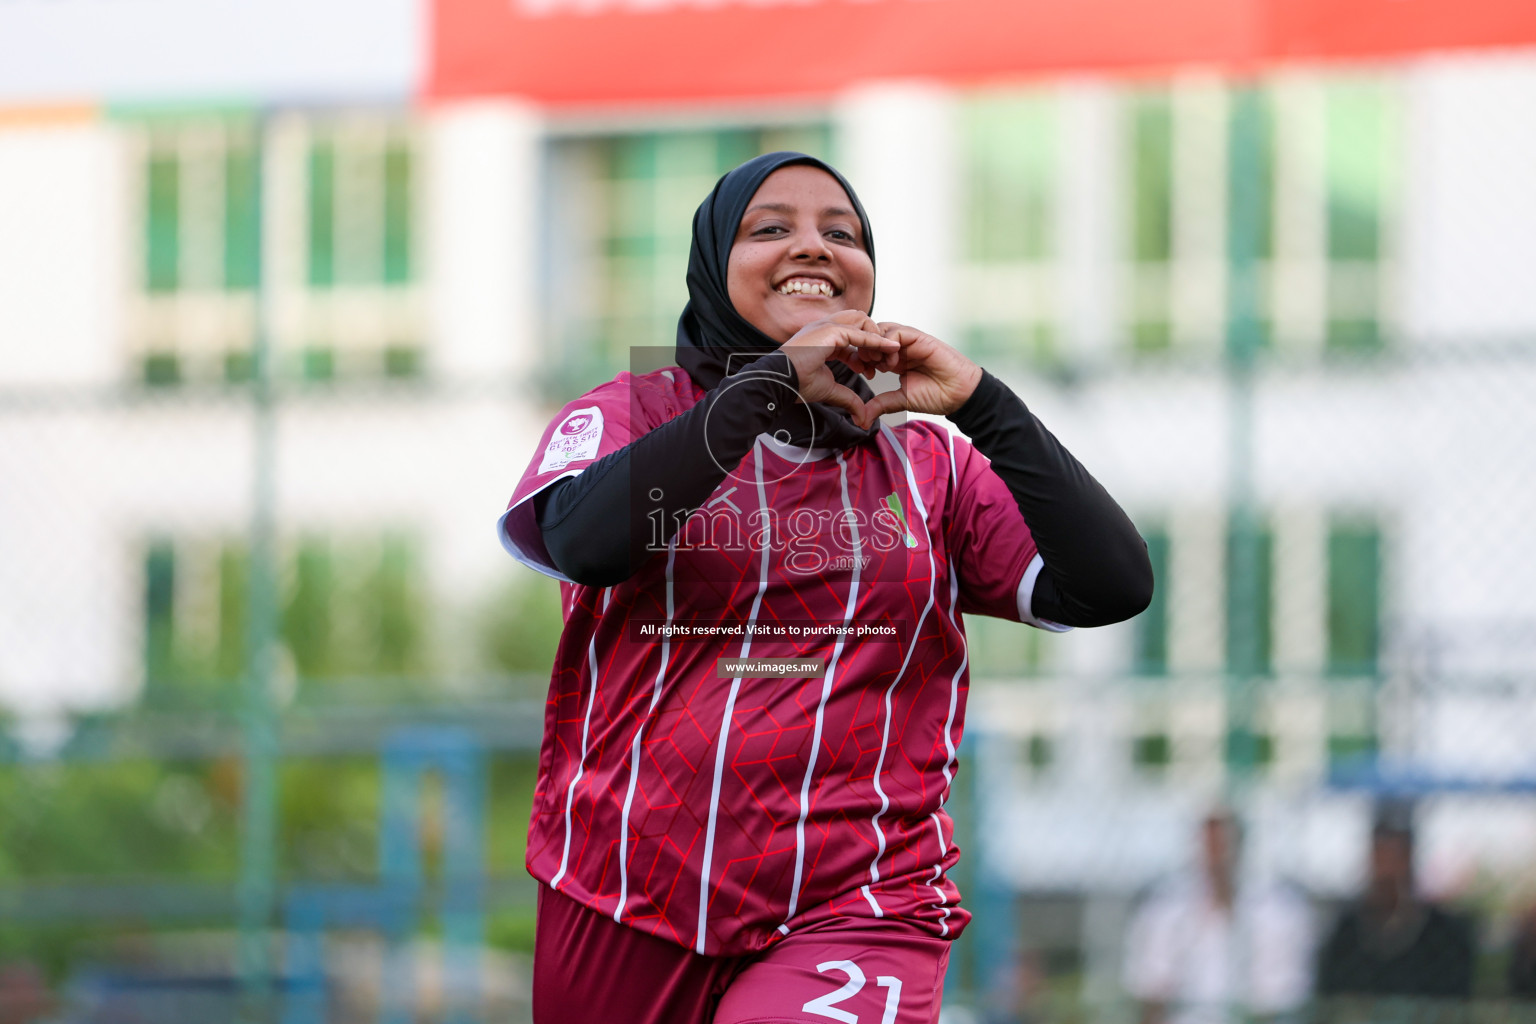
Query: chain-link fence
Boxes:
[
  {"xmin": 0, "ymin": 372, "xmax": 561, "ymax": 1022},
  {"xmin": 951, "ymin": 336, "xmax": 1536, "ymax": 1024}
]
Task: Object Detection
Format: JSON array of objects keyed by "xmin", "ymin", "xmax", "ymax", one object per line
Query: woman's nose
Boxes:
[{"xmin": 789, "ymin": 227, "xmax": 831, "ymax": 260}]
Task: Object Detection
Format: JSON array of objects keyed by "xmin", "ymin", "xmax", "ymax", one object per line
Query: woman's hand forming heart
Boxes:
[{"xmin": 858, "ymin": 322, "xmax": 984, "ymax": 424}]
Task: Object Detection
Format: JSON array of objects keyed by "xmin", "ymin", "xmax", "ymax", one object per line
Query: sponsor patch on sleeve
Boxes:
[{"xmin": 538, "ymin": 406, "xmax": 604, "ymax": 473}]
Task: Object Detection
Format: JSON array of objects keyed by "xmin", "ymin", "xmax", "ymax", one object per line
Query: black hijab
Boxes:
[{"xmin": 675, "ymin": 151, "xmax": 879, "ymax": 452}]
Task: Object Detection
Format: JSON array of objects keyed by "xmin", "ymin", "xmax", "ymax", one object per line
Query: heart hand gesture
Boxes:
[{"xmin": 859, "ymin": 322, "xmax": 983, "ymax": 424}]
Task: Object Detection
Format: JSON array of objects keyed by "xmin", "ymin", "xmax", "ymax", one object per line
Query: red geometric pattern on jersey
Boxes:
[{"xmin": 502, "ymin": 367, "xmax": 1040, "ymax": 957}]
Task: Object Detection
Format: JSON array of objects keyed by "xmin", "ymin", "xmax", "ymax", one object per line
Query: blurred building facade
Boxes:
[{"xmin": 3, "ymin": 0, "xmax": 1536, "ymax": 1014}]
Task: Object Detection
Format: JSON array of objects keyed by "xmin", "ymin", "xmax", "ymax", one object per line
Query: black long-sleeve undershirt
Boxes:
[
  {"xmin": 535, "ymin": 352, "xmax": 800, "ymax": 587},
  {"xmin": 536, "ymin": 363, "xmax": 1153, "ymax": 628},
  {"xmin": 947, "ymin": 369, "xmax": 1153, "ymax": 627}
]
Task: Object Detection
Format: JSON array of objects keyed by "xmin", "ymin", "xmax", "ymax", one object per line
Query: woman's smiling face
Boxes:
[{"xmin": 726, "ymin": 164, "xmax": 874, "ymax": 344}]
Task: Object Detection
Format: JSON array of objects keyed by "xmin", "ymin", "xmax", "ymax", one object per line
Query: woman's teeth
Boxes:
[{"xmin": 776, "ymin": 279, "xmax": 835, "ymax": 297}]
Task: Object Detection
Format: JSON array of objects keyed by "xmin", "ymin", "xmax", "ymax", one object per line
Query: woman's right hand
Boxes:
[{"xmin": 779, "ymin": 309, "xmax": 899, "ymax": 427}]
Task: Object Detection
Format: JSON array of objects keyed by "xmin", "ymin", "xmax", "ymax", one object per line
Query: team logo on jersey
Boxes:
[
  {"xmin": 883, "ymin": 492, "xmax": 920, "ymax": 548},
  {"xmin": 539, "ymin": 406, "xmax": 604, "ymax": 473}
]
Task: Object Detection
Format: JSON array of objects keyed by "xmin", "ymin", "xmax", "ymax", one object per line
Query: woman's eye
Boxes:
[
  {"xmin": 827, "ymin": 229, "xmax": 853, "ymax": 241},
  {"xmin": 754, "ymin": 224, "xmax": 786, "ymax": 236}
]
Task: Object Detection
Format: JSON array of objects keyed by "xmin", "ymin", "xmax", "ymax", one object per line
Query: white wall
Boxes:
[
  {"xmin": 0, "ymin": 119, "xmax": 121, "ymax": 388},
  {"xmin": 0, "ymin": 118, "xmax": 130, "ymax": 721},
  {"xmin": 834, "ymin": 81, "xmax": 959, "ymax": 344},
  {"xmin": 1401, "ymin": 52, "xmax": 1536, "ymax": 342},
  {"xmin": 0, "ymin": 0, "xmax": 418, "ymax": 105}
]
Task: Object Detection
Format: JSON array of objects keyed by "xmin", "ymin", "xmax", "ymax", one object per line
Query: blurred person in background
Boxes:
[
  {"xmin": 1315, "ymin": 801, "xmax": 1476, "ymax": 1011},
  {"xmin": 498, "ymin": 151, "xmax": 1152, "ymax": 1023},
  {"xmin": 1123, "ymin": 808, "xmax": 1315, "ymax": 1024}
]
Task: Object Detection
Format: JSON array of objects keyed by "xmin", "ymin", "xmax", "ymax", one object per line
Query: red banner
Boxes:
[
  {"xmin": 428, "ymin": 0, "xmax": 1536, "ymax": 106},
  {"xmin": 1270, "ymin": 0, "xmax": 1536, "ymax": 61}
]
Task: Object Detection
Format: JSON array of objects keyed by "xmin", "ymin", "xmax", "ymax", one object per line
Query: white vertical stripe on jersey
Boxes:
[
  {"xmin": 614, "ymin": 541, "xmax": 678, "ymax": 922},
  {"xmin": 928, "ymin": 814, "xmax": 952, "ymax": 936},
  {"xmin": 695, "ymin": 440, "xmax": 771, "ymax": 954},
  {"xmin": 862, "ymin": 426, "xmax": 939, "ymax": 905},
  {"xmin": 938, "ymin": 430, "xmax": 968, "ymax": 792},
  {"xmin": 782, "ymin": 451, "xmax": 863, "ymax": 928},
  {"xmin": 925, "ymin": 580, "xmax": 963, "ymax": 934},
  {"xmin": 926, "ymin": 430, "xmax": 972, "ymax": 935},
  {"xmin": 550, "ymin": 587, "xmax": 612, "ymax": 892}
]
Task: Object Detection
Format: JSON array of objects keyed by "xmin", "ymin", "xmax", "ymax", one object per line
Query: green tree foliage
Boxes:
[
  {"xmin": 478, "ymin": 573, "xmax": 565, "ymax": 681},
  {"xmin": 145, "ymin": 532, "xmax": 432, "ymax": 710},
  {"xmin": 0, "ymin": 755, "xmax": 242, "ymax": 972},
  {"xmin": 0, "ymin": 538, "xmax": 558, "ymax": 972},
  {"xmin": 484, "ymin": 753, "xmax": 541, "ymax": 953},
  {"xmin": 0, "ymin": 761, "xmax": 237, "ymax": 881},
  {"xmin": 279, "ymin": 757, "xmax": 381, "ymax": 880}
]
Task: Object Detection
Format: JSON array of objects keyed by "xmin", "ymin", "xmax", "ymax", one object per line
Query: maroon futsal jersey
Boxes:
[{"xmin": 499, "ymin": 367, "xmax": 1064, "ymax": 957}]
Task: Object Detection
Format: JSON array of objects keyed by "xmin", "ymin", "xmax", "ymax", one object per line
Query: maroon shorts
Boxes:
[{"xmin": 532, "ymin": 886, "xmax": 951, "ymax": 1024}]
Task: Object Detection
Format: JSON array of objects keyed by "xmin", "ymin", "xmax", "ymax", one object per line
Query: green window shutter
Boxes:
[
  {"xmin": 1132, "ymin": 732, "xmax": 1172, "ymax": 772},
  {"xmin": 307, "ymin": 140, "xmax": 336, "ymax": 288},
  {"xmin": 1225, "ymin": 518, "xmax": 1273, "ymax": 676},
  {"xmin": 960, "ymin": 93, "xmax": 1058, "ymax": 368},
  {"xmin": 605, "ymin": 135, "xmax": 663, "ymax": 359},
  {"xmin": 1126, "ymin": 90, "xmax": 1173, "ymax": 353},
  {"xmin": 1327, "ymin": 521, "xmax": 1381, "ymax": 676},
  {"xmin": 145, "ymin": 151, "xmax": 180, "ymax": 292},
  {"xmin": 1328, "ymin": 731, "xmax": 1378, "ymax": 766},
  {"xmin": 1324, "ymin": 314, "xmax": 1380, "ymax": 355},
  {"xmin": 383, "ymin": 346, "xmax": 422, "ymax": 379},
  {"xmin": 224, "ymin": 142, "xmax": 259, "ymax": 290},
  {"xmin": 1226, "ymin": 86, "xmax": 1276, "ymax": 357},
  {"xmin": 1132, "ymin": 319, "xmax": 1173, "ymax": 354},
  {"xmin": 612, "ymin": 132, "xmax": 655, "ymax": 179},
  {"xmin": 964, "ymin": 94, "xmax": 1054, "ymax": 264},
  {"xmin": 1227, "ymin": 86, "xmax": 1276, "ymax": 263},
  {"xmin": 1324, "ymin": 83, "xmax": 1388, "ymax": 262},
  {"xmin": 962, "ymin": 323, "xmax": 1056, "ymax": 367},
  {"xmin": 1226, "ymin": 727, "xmax": 1275, "ymax": 769},
  {"xmin": 383, "ymin": 140, "xmax": 413, "ymax": 285},
  {"xmin": 1325, "ymin": 81, "xmax": 1392, "ymax": 354},
  {"xmin": 1133, "ymin": 529, "xmax": 1170, "ymax": 676},
  {"xmin": 301, "ymin": 346, "xmax": 335, "ymax": 382},
  {"xmin": 142, "ymin": 352, "xmax": 182, "ymax": 387},
  {"xmin": 714, "ymin": 128, "xmax": 760, "ymax": 174},
  {"xmin": 1128, "ymin": 91, "xmax": 1173, "ymax": 266},
  {"xmin": 224, "ymin": 350, "xmax": 255, "ymax": 384}
]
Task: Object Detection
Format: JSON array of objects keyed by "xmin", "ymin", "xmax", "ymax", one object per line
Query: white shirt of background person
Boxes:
[{"xmin": 1122, "ymin": 812, "xmax": 1316, "ymax": 1024}]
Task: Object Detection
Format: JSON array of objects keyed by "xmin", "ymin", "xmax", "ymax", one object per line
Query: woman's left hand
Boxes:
[{"xmin": 860, "ymin": 322, "xmax": 984, "ymax": 422}]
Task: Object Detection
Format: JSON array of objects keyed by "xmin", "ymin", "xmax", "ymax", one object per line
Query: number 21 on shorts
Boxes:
[{"xmin": 802, "ymin": 960, "xmax": 903, "ymax": 1024}]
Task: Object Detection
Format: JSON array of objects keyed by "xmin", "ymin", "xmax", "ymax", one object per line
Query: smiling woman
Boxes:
[
  {"xmin": 725, "ymin": 165, "xmax": 875, "ymax": 343},
  {"xmin": 495, "ymin": 151, "xmax": 1153, "ymax": 1024}
]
